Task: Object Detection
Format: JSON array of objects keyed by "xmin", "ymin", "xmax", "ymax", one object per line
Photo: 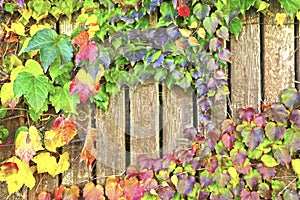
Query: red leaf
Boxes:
[
  {"xmin": 72, "ymin": 30, "xmax": 98, "ymax": 64},
  {"xmin": 63, "ymin": 185, "xmax": 80, "ymax": 200},
  {"xmin": 105, "ymin": 176, "xmax": 124, "ymax": 200},
  {"xmin": 38, "ymin": 192, "xmax": 51, "ymax": 200},
  {"xmin": 70, "ymin": 69, "xmax": 100, "ymax": 103},
  {"xmin": 83, "ymin": 182, "xmax": 104, "ymax": 200},
  {"xmin": 54, "ymin": 185, "xmax": 65, "ymax": 200},
  {"xmin": 80, "ymin": 148, "xmax": 96, "ymax": 168},
  {"xmin": 177, "ymin": 5, "xmax": 190, "ymax": 17},
  {"xmin": 80, "ymin": 128, "xmax": 98, "ymax": 167},
  {"xmin": 1, "ymin": 162, "xmax": 19, "ymax": 176},
  {"xmin": 124, "ymin": 177, "xmax": 146, "ymax": 200}
]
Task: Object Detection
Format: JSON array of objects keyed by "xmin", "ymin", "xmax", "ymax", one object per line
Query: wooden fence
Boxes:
[{"xmin": 1, "ymin": 3, "xmax": 300, "ymax": 199}]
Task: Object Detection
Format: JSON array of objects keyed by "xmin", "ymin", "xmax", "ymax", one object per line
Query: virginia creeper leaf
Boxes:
[
  {"xmin": 240, "ymin": 190, "xmax": 260, "ymax": 200},
  {"xmin": 280, "ymin": 87, "xmax": 300, "ymax": 109},
  {"xmin": 261, "ymin": 154, "xmax": 279, "ymax": 168},
  {"xmin": 284, "ymin": 126, "xmax": 300, "ymax": 153},
  {"xmin": 244, "ymin": 169, "xmax": 261, "ymax": 189},
  {"xmin": 176, "ymin": 173, "xmax": 196, "ymax": 195},
  {"xmin": 44, "ymin": 117, "xmax": 77, "ymax": 152},
  {"xmin": 0, "ymin": 82, "xmax": 19, "ymax": 109},
  {"xmin": 256, "ymin": 163, "xmax": 276, "ymax": 180},
  {"xmin": 38, "ymin": 191, "xmax": 51, "ymax": 200},
  {"xmin": 273, "ymin": 146, "xmax": 291, "ymax": 165},
  {"xmin": 15, "ymin": 126, "xmax": 44, "ymax": 163},
  {"xmin": 83, "ymin": 182, "xmax": 104, "ymax": 200},
  {"xmin": 22, "ymin": 29, "xmax": 72, "ymax": 71},
  {"xmin": 63, "ymin": 185, "xmax": 80, "ymax": 200},
  {"xmin": 32, "ymin": 152, "xmax": 70, "ymax": 177},
  {"xmin": 241, "ymin": 127, "xmax": 265, "ymax": 150},
  {"xmin": 105, "ymin": 176, "xmax": 124, "ymax": 200},
  {"xmin": 80, "ymin": 128, "xmax": 98, "ymax": 167},
  {"xmin": 265, "ymin": 122, "xmax": 285, "ymax": 140}
]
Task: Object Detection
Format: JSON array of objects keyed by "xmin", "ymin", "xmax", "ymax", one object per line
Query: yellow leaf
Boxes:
[
  {"xmin": 188, "ymin": 36, "xmax": 199, "ymax": 46},
  {"xmin": 257, "ymin": 1, "xmax": 269, "ymax": 12},
  {"xmin": 228, "ymin": 167, "xmax": 239, "ymax": 188},
  {"xmin": 179, "ymin": 29, "xmax": 192, "ymax": 37},
  {"xmin": 29, "ymin": 24, "xmax": 51, "ymax": 36},
  {"xmin": 32, "ymin": 152, "xmax": 70, "ymax": 177},
  {"xmin": 1, "ymin": 82, "xmax": 16, "ymax": 106},
  {"xmin": 171, "ymin": 175, "xmax": 178, "ymax": 187},
  {"xmin": 275, "ymin": 13, "xmax": 287, "ymax": 26},
  {"xmin": 88, "ymin": 25, "xmax": 100, "ymax": 38},
  {"xmin": 0, "ymin": 156, "xmax": 35, "ymax": 194},
  {"xmin": 87, "ymin": 14, "xmax": 98, "ymax": 25},
  {"xmin": 23, "ymin": 59, "xmax": 44, "ymax": 76},
  {"xmin": 297, "ymin": 11, "xmax": 300, "ymax": 21},
  {"xmin": 15, "ymin": 126, "xmax": 44, "ymax": 163},
  {"xmin": 10, "ymin": 54, "xmax": 23, "ymax": 67},
  {"xmin": 292, "ymin": 159, "xmax": 300, "ymax": 179},
  {"xmin": 197, "ymin": 28, "xmax": 206, "ymax": 39},
  {"xmin": 189, "ymin": 22, "xmax": 198, "ymax": 29},
  {"xmin": 11, "ymin": 23, "xmax": 26, "ymax": 36}
]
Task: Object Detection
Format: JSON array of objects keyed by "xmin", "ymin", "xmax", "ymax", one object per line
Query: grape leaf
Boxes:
[
  {"xmin": 32, "ymin": 152, "xmax": 70, "ymax": 177},
  {"xmin": 80, "ymin": 128, "xmax": 98, "ymax": 167},
  {"xmin": 15, "ymin": 126, "xmax": 44, "ymax": 163},
  {"xmin": 50, "ymin": 82, "xmax": 80, "ymax": 114},
  {"xmin": 44, "ymin": 117, "xmax": 77, "ymax": 152},
  {"xmin": 22, "ymin": 29, "xmax": 72, "ymax": 71},
  {"xmin": 13, "ymin": 72, "xmax": 51, "ymax": 112},
  {"xmin": 83, "ymin": 182, "xmax": 104, "ymax": 200},
  {"xmin": 265, "ymin": 122, "xmax": 285, "ymax": 140},
  {"xmin": 70, "ymin": 69, "xmax": 100, "ymax": 103},
  {"xmin": 72, "ymin": 30, "xmax": 98, "ymax": 64},
  {"xmin": 0, "ymin": 156, "xmax": 35, "ymax": 194}
]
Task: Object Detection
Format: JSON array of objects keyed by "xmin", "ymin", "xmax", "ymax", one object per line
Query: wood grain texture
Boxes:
[
  {"xmin": 230, "ymin": 10, "xmax": 261, "ymax": 120},
  {"xmin": 263, "ymin": 3, "xmax": 295, "ymax": 102},
  {"xmin": 162, "ymin": 86, "xmax": 194, "ymax": 153},
  {"xmin": 95, "ymin": 89, "xmax": 126, "ymax": 184},
  {"xmin": 296, "ymin": 20, "xmax": 300, "ymax": 90},
  {"xmin": 130, "ymin": 82, "xmax": 159, "ymax": 165}
]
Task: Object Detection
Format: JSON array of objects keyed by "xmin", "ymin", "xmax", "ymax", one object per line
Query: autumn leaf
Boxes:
[
  {"xmin": 44, "ymin": 117, "xmax": 77, "ymax": 152},
  {"xmin": 72, "ymin": 30, "xmax": 98, "ymax": 64},
  {"xmin": 38, "ymin": 191, "xmax": 51, "ymax": 200},
  {"xmin": 32, "ymin": 152, "xmax": 70, "ymax": 177},
  {"xmin": 70, "ymin": 69, "xmax": 100, "ymax": 103},
  {"xmin": 54, "ymin": 184, "xmax": 65, "ymax": 200},
  {"xmin": 83, "ymin": 182, "xmax": 105, "ymax": 200},
  {"xmin": 15, "ymin": 126, "xmax": 44, "ymax": 163},
  {"xmin": 292, "ymin": 159, "xmax": 300, "ymax": 179},
  {"xmin": 275, "ymin": 13, "xmax": 287, "ymax": 26},
  {"xmin": 0, "ymin": 156, "xmax": 35, "ymax": 194},
  {"xmin": 105, "ymin": 176, "xmax": 124, "ymax": 200},
  {"xmin": 177, "ymin": 5, "xmax": 190, "ymax": 17},
  {"xmin": 63, "ymin": 185, "xmax": 80, "ymax": 200},
  {"xmin": 0, "ymin": 82, "xmax": 19, "ymax": 110},
  {"xmin": 80, "ymin": 128, "xmax": 98, "ymax": 167}
]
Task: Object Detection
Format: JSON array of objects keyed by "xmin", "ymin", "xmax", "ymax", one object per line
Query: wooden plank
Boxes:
[
  {"xmin": 230, "ymin": 10, "xmax": 261, "ymax": 120},
  {"xmin": 95, "ymin": 89, "xmax": 126, "ymax": 184},
  {"xmin": 130, "ymin": 82, "xmax": 160, "ymax": 165},
  {"xmin": 263, "ymin": 3, "xmax": 295, "ymax": 102},
  {"xmin": 296, "ymin": 19, "xmax": 300, "ymax": 90},
  {"xmin": 162, "ymin": 86, "xmax": 194, "ymax": 153}
]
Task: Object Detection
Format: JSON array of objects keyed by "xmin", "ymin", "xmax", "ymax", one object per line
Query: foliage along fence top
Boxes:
[{"xmin": 1, "ymin": 0, "xmax": 300, "ymax": 199}]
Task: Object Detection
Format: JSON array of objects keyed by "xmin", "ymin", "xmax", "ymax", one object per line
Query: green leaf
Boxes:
[
  {"xmin": 94, "ymin": 86, "xmax": 109, "ymax": 111},
  {"xmin": 0, "ymin": 125, "xmax": 9, "ymax": 140},
  {"xmin": 154, "ymin": 68, "xmax": 168, "ymax": 82},
  {"xmin": 22, "ymin": 29, "xmax": 72, "ymax": 72},
  {"xmin": 240, "ymin": 0, "xmax": 257, "ymax": 17},
  {"xmin": 50, "ymin": 82, "xmax": 80, "ymax": 114},
  {"xmin": 160, "ymin": 2, "xmax": 176, "ymax": 20},
  {"xmin": 261, "ymin": 154, "xmax": 279, "ymax": 168},
  {"xmin": 49, "ymin": 59, "xmax": 74, "ymax": 82},
  {"xmin": 278, "ymin": 0, "xmax": 300, "ymax": 16},
  {"xmin": 13, "ymin": 72, "xmax": 51, "ymax": 111},
  {"xmin": 229, "ymin": 17, "xmax": 242, "ymax": 40}
]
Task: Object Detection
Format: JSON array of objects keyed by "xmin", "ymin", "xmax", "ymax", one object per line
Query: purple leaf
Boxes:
[
  {"xmin": 238, "ymin": 107, "xmax": 255, "ymax": 122},
  {"xmin": 256, "ymin": 163, "xmax": 276, "ymax": 180},
  {"xmin": 123, "ymin": 44, "xmax": 147, "ymax": 66},
  {"xmin": 216, "ymin": 26, "xmax": 229, "ymax": 40},
  {"xmin": 264, "ymin": 103, "xmax": 288, "ymax": 123},
  {"xmin": 211, "ymin": 188, "xmax": 233, "ymax": 200},
  {"xmin": 218, "ymin": 48, "xmax": 230, "ymax": 62},
  {"xmin": 204, "ymin": 156, "xmax": 218, "ymax": 174},
  {"xmin": 199, "ymin": 192, "xmax": 210, "ymax": 199},
  {"xmin": 240, "ymin": 190, "xmax": 260, "ymax": 200},
  {"xmin": 265, "ymin": 122, "xmax": 286, "ymax": 140},
  {"xmin": 222, "ymin": 119, "xmax": 236, "ymax": 134},
  {"xmin": 209, "ymin": 37, "xmax": 221, "ymax": 52},
  {"xmin": 242, "ymin": 127, "xmax": 265, "ymax": 150},
  {"xmin": 200, "ymin": 170, "xmax": 213, "ymax": 188},
  {"xmin": 214, "ymin": 172, "xmax": 230, "ymax": 188},
  {"xmin": 205, "ymin": 129, "xmax": 221, "ymax": 150},
  {"xmin": 176, "ymin": 173, "xmax": 196, "ymax": 195},
  {"xmin": 14, "ymin": 0, "xmax": 24, "ymax": 7},
  {"xmin": 126, "ymin": 165, "xmax": 139, "ymax": 178},
  {"xmin": 283, "ymin": 190, "xmax": 300, "ymax": 200},
  {"xmin": 139, "ymin": 169, "xmax": 154, "ymax": 181},
  {"xmin": 280, "ymin": 87, "xmax": 300, "ymax": 109},
  {"xmin": 176, "ymin": 149, "xmax": 194, "ymax": 165},
  {"xmin": 273, "ymin": 146, "xmax": 291, "ymax": 165},
  {"xmin": 198, "ymin": 98, "xmax": 212, "ymax": 112},
  {"xmin": 257, "ymin": 183, "xmax": 272, "ymax": 199},
  {"xmin": 207, "ymin": 58, "xmax": 219, "ymax": 72},
  {"xmin": 244, "ymin": 169, "xmax": 261, "ymax": 189},
  {"xmin": 153, "ymin": 158, "xmax": 163, "ymax": 172},
  {"xmin": 144, "ymin": 178, "xmax": 158, "ymax": 191},
  {"xmin": 231, "ymin": 149, "xmax": 247, "ymax": 166},
  {"xmin": 231, "ymin": 179, "xmax": 245, "ymax": 196},
  {"xmin": 196, "ymin": 145, "xmax": 212, "ymax": 158},
  {"xmin": 157, "ymin": 186, "xmax": 175, "ymax": 200},
  {"xmin": 253, "ymin": 114, "xmax": 267, "ymax": 128},
  {"xmin": 138, "ymin": 154, "xmax": 154, "ymax": 170},
  {"xmin": 289, "ymin": 109, "xmax": 300, "ymax": 129},
  {"xmin": 222, "ymin": 133, "xmax": 237, "ymax": 150}
]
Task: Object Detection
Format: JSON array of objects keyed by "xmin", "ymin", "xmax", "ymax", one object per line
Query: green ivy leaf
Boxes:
[
  {"xmin": 22, "ymin": 29, "xmax": 73, "ymax": 72},
  {"xmin": 160, "ymin": 2, "xmax": 176, "ymax": 21},
  {"xmin": 154, "ymin": 68, "xmax": 168, "ymax": 82},
  {"xmin": 50, "ymin": 83, "xmax": 80, "ymax": 114},
  {"xmin": 240, "ymin": 0, "xmax": 256, "ymax": 17},
  {"xmin": 13, "ymin": 72, "xmax": 51, "ymax": 111},
  {"xmin": 94, "ymin": 86, "xmax": 109, "ymax": 111},
  {"xmin": 193, "ymin": 3, "xmax": 210, "ymax": 20},
  {"xmin": 49, "ymin": 58, "xmax": 74, "ymax": 82},
  {"xmin": 278, "ymin": 0, "xmax": 300, "ymax": 16},
  {"xmin": 0, "ymin": 125, "xmax": 9, "ymax": 140}
]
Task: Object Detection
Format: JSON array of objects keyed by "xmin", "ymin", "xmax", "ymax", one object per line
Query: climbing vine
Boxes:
[{"xmin": 0, "ymin": 0, "xmax": 300, "ymax": 199}]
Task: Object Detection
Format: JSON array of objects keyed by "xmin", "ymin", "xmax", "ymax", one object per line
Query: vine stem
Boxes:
[
  {"xmin": 278, "ymin": 177, "xmax": 297, "ymax": 195},
  {"xmin": 0, "ymin": 139, "xmax": 14, "ymax": 150}
]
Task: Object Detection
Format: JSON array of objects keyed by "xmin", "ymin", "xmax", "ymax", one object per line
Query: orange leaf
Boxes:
[
  {"xmin": 63, "ymin": 185, "xmax": 80, "ymax": 200},
  {"xmin": 44, "ymin": 117, "xmax": 77, "ymax": 152},
  {"xmin": 54, "ymin": 185, "xmax": 65, "ymax": 200},
  {"xmin": 38, "ymin": 191, "xmax": 51, "ymax": 200},
  {"xmin": 80, "ymin": 128, "xmax": 98, "ymax": 167},
  {"xmin": 83, "ymin": 182, "xmax": 105, "ymax": 200},
  {"xmin": 105, "ymin": 176, "xmax": 124, "ymax": 200}
]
